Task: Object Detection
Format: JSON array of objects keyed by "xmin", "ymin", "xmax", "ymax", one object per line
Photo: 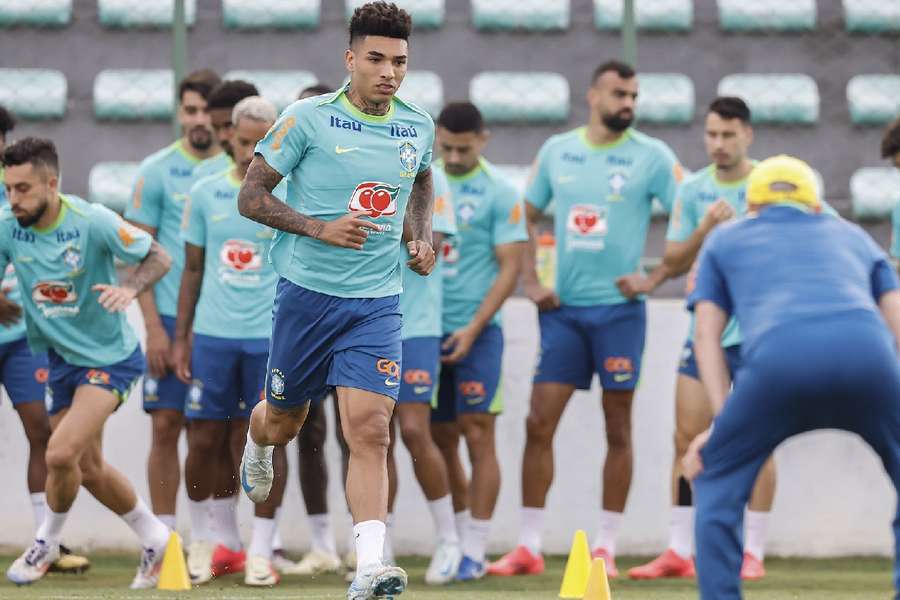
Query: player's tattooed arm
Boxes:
[
  {"xmin": 124, "ymin": 240, "xmax": 171, "ymax": 295},
  {"xmin": 172, "ymin": 243, "xmax": 204, "ymax": 383},
  {"xmin": 405, "ymin": 167, "xmax": 436, "ymax": 275}
]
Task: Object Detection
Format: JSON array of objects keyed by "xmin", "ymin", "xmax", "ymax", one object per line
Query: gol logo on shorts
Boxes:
[
  {"xmin": 86, "ymin": 369, "xmax": 111, "ymax": 386},
  {"xmin": 376, "ymin": 359, "xmax": 400, "ymax": 379},
  {"xmin": 34, "ymin": 368, "xmax": 48, "ymax": 384},
  {"xmin": 403, "ymin": 369, "xmax": 432, "ymax": 385},
  {"xmin": 604, "ymin": 357, "xmax": 634, "ymax": 373},
  {"xmin": 459, "ymin": 381, "xmax": 486, "ymax": 398}
]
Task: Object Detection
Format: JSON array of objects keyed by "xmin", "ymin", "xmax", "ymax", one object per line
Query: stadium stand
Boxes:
[
  {"xmin": 223, "ymin": 0, "xmax": 320, "ymax": 30},
  {"xmin": 0, "ymin": 0, "xmax": 71, "ymax": 27},
  {"xmin": 224, "ymin": 70, "xmax": 318, "ymax": 112},
  {"xmin": 98, "ymin": 0, "xmax": 196, "ymax": 28},
  {"xmin": 717, "ymin": 74, "xmax": 819, "ymax": 124},
  {"xmin": 593, "ymin": 0, "xmax": 693, "ymax": 32},
  {"xmin": 0, "ymin": 68, "xmax": 67, "ymax": 119},
  {"xmin": 93, "ymin": 69, "xmax": 173, "ymax": 120},
  {"xmin": 345, "ymin": 0, "xmax": 444, "ymax": 28},
  {"xmin": 718, "ymin": 0, "xmax": 817, "ymax": 32},
  {"xmin": 851, "ymin": 167, "xmax": 900, "ymax": 220},
  {"xmin": 88, "ymin": 161, "xmax": 139, "ymax": 215},
  {"xmin": 843, "ymin": 0, "xmax": 900, "ymax": 33},
  {"xmin": 847, "ymin": 75, "xmax": 900, "ymax": 126},
  {"xmin": 396, "ymin": 71, "xmax": 443, "ymax": 117},
  {"xmin": 469, "ymin": 72, "xmax": 570, "ymax": 124},
  {"xmin": 493, "ymin": 164, "xmax": 531, "ymax": 196},
  {"xmin": 471, "ymin": 0, "xmax": 570, "ymax": 31},
  {"xmin": 636, "ymin": 74, "xmax": 695, "ymax": 125}
]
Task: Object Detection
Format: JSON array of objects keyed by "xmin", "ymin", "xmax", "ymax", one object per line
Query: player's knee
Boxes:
[
  {"xmin": 525, "ymin": 411, "xmax": 555, "ymax": 445},
  {"xmin": 151, "ymin": 411, "xmax": 184, "ymax": 445},
  {"xmin": 187, "ymin": 427, "xmax": 221, "ymax": 457},
  {"xmin": 399, "ymin": 420, "xmax": 430, "ymax": 453},
  {"xmin": 45, "ymin": 443, "xmax": 79, "ymax": 472},
  {"xmin": 605, "ymin": 420, "xmax": 632, "ymax": 452},
  {"xmin": 347, "ymin": 416, "xmax": 391, "ymax": 454},
  {"xmin": 298, "ymin": 421, "xmax": 326, "ymax": 454},
  {"xmin": 461, "ymin": 418, "xmax": 495, "ymax": 459},
  {"xmin": 431, "ymin": 424, "xmax": 458, "ymax": 452}
]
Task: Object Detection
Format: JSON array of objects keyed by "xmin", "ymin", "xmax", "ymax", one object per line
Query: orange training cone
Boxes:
[
  {"xmin": 559, "ymin": 529, "xmax": 592, "ymax": 598},
  {"xmin": 157, "ymin": 531, "xmax": 191, "ymax": 591}
]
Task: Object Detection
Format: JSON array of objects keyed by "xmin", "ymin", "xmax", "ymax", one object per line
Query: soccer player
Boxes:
[
  {"xmin": 884, "ymin": 119, "xmax": 900, "ymax": 265},
  {"xmin": 126, "ymin": 69, "xmax": 222, "ymax": 533},
  {"xmin": 490, "ymin": 60, "xmax": 682, "ymax": 578},
  {"xmin": 1, "ymin": 137, "xmax": 172, "ymax": 587},
  {"xmin": 236, "ymin": 3, "xmax": 436, "ymax": 598},
  {"xmin": 683, "ymin": 154, "xmax": 900, "ymax": 600},
  {"xmin": 628, "ymin": 97, "xmax": 774, "ymax": 580},
  {"xmin": 193, "ymin": 79, "xmax": 259, "ymax": 181}
]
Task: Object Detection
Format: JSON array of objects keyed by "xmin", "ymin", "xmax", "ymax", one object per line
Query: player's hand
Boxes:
[
  {"xmin": 315, "ymin": 211, "xmax": 382, "ymax": 250},
  {"xmin": 616, "ymin": 273, "xmax": 654, "ymax": 299},
  {"xmin": 700, "ymin": 199, "xmax": 735, "ymax": 232},
  {"xmin": 406, "ymin": 240, "xmax": 435, "ymax": 276},
  {"xmin": 682, "ymin": 427, "xmax": 712, "ymax": 480},
  {"xmin": 92, "ymin": 284, "xmax": 138, "ymax": 313},
  {"xmin": 441, "ymin": 325, "xmax": 479, "ymax": 365},
  {"xmin": 523, "ymin": 281, "xmax": 560, "ymax": 312},
  {"xmin": 0, "ymin": 295, "xmax": 22, "ymax": 327},
  {"xmin": 145, "ymin": 322, "xmax": 172, "ymax": 380},
  {"xmin": 171, "ymin": 337, "xmax": 192, "ymax": 385}
]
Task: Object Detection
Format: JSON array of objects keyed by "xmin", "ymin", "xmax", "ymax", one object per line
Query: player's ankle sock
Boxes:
[
  {"xmin": 30, "ymin": 492, "xmax": 47, "ymax": 534},
  {"xmin": 157, "ymin": 514, "xmax": 177, "ymax": 531},
  {"xmin": 354, "ymin": 520, "xmax": 386, "ymax": 570},
  {"xmin": 308, "ymin": 513, "xmax": 337, "ymax": 555},
  {"xmin": 592, "ymin": 510, "xmax": 623, "ymax": 556},
  {"xmin": 211, "ymin": 496, "xmax": 242, "ymax": 552},
  {"xmin": 122, "ymin": 497, "xmax": 169, "ymax": 551},
  {"xmin": 271, "ymin": 508, "xmax": 284, "ymax": 552},
  {"xmin": 463, "ymin": 518, "xmax": 491, "ymax": 563},
  {"xmin": 518, "ymin": 507, "xmax": 545, "ymax": 556},
  {"xmin": 427, "ymin": 495, "xmax": 459, "ymax": 544},
  {"xmin": 244, "ymin": 434, "xmax": 273, "ymax": 462},
  {"xmin": 36, "ymin": 507, "xmax": 68, "ymax": 547},
  {"xmin": 188, "ymin": 498, "xmax": 212, "ymax": 543},
  {"xmin": 383, "ymin": 513, "xmax": 396, "ymax": 563},
  {"xmin": 668, "ymin": 506, "xmax": 694, "ymax": 559},
  {"xmin": 454, "ymin": 510, "xmax": 470, "ymax": 541},
  {"xmin": 744, "ymin": 510, "xmax": 769, "ymax": 561},
  {"xmin": 248, "ymin": 517, "xmax": 275, "ymax": 560}
]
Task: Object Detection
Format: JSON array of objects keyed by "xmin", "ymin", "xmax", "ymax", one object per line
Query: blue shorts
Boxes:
[
  {"xmin": 534, "ymin": 302, "xmax": 646, "ymax": 391},
  {"xmin": 678, "ymin": 340, "xmax": 743, "ymax": 382},
  {"xmin": 47, "ymin": 346, "xmax": 144, "ymax": 416},
  {"xmin": 399, "ymin": 337, "xmax": 440, "ymax": 404},
  {"xmin": 265, "ymin": 279, "xmax": 402, "ymax": 409},
  {"xmin": 432, "ymin": 325, "xmax": 504, "ymax": 423},
  {"xmin": 0, "ymin": 337, "xmax": 48, "ymax": 406},
  {"xmin": 142, "ymin": 315, "xmax": 189, "ymax": 413},
  {"xmin": 186, "ymin": 334, "xmax": 268, "ymax": 421}
]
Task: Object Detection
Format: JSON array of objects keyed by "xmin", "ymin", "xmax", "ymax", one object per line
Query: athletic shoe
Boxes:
[
  {"xmin": 455, "ymin": 555, "xmax": 486, "ymax": 581},
  {"xmin": 741, "ymin": 552, "xmax": 766, "ymax": 580},
  {"xmin": 48, "ymin": 544, "xmax": 90, "ymax": 574},
  {"xmin": 240, "ymin": 444, "xmax": 273, "ymax": 504},
  {"xmin": 244, "ymin": 555, "xmax": 280, "ymax": 587},
  {"xmin": 211, "ymin": 544, "xmax": 246, "ymax": 577},
  {"xmin": 425, "ymin": 540, "xmax": 462, "ymax": 585},
  {"xmin": 346, "ymin": 563, "xmax": 407, "ymax": 600},
  {"xmin": 591, "ymin": 548, "xmax": 619, "ymax": 578},
  {"xmin": 7, "ymin": 539, "xmax": 59, "ymax": 585},
  {"xmin": 187, "ymin": 540, "xmax": 215, "ymax": 584},
  {"xmin": 281, "ymin": 550, "xmax": 342, "ymax": 576},
  {"xmin": 487, "ymin": 545, "xmax": 545, "ymax": 576},
  {"xmin": 627, "ymin": 549, "xmax": 695, "ymax": 579},
  {"xmin": 129, "ymin": 545, "xmax": 165, "ymax": 589},
  {"xmin": 271, "ymin": 549, "xmax": 296, "ymax": 574}
]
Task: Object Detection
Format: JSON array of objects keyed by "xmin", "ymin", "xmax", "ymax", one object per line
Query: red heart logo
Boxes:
[
  {"xmin": 238, "ymin": 249, "xmax": 253, "ymax": 264},
  {"xmin": 575, "ymin": 213, "xmax": 597, "ymax": 234}
]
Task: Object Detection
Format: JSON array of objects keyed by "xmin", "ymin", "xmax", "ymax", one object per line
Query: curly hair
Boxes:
[{"xmin": 349, "ymin": 2, "xmax": 412, "ymax": 46}]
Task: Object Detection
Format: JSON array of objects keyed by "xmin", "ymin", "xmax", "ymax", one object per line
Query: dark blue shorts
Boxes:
[
  {"xmin": 432, "ymin": 325, "xmax": 504, "ymax": 423},
  {"xmin": 265, "ymin": 279, "xmax": 402, "ymax": 409},
  {"xmin": 533, "ymin": 302, "xmax": 646, "ymax": 391},
  {"xmin": 678, "ymin": 340, "xmax": 743, "ymax": 381},
  {"xmin": 142, "ymin": 315, "xmax": 189, "ymax": 413},
  {"xmin": 186, "ymin": 334, "xmax": 268, "ymax": 421},
  {"xmin": 399, "ymin": 337, "xmax": 440, "ymax": 404},
  {"xmin": 0, "ymin": 337, "xmax": 48, "ymax": 406},
  {"xmin": 47, "ymin": 346, "xmax": 144, "ymax": 416}
]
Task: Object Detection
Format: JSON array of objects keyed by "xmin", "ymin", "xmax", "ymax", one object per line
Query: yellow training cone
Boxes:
[
  {"xmin": 157, "ymin": 531, "xmax": 191, "ymax": 591},
  {"xmin": 582, "ymin": 558, "xmax": 612, "ymax": 600},
  {"xmin": 559, "ymin": 529, "xmax": 592, "ymax": 598}
]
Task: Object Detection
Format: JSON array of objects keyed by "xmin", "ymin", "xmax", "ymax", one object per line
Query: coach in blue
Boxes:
[{"xmin": 683, "ymin": 154, "xmax": 900, "ymax": 599}]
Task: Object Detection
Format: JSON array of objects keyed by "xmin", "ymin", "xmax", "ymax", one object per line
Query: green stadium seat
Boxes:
[
  {"xmin": 345, "ymin": 0, "xmax": 443, "ymax": 28},
  {"xmin": 717, "ymin": 74, "xmax": 819, "ymax": 124},
  {"xmin": 223, "ymin": 0, "xmax": 320, "ymax": 29},
  {"xmin": 636, "ymin": 74, "xmax": 694, "ymax": 124},
  {"xmin": 0, "ymin": 0, "xmax": 71, "ymax": 27},
  {"xmin": 718, "ymin": 0, "xmax": 816, "ymax": 31},
  {"xmin": 88, "ymin": 162, "xmax": 139, "ymax": 214},
  {"xmin": 98, "ymin": 0, "xmax": 196, "ymax": 28},
  {"xmin": 94, "ymin": 69, "xmax": 173, "ymax": 120},
  {"xmin": 851, "ymin": 168, "xmax": 900, "ymax": 220},
  {"xmin": 594, "ymin": 0, "xmax": 692, "ymax": 31},
  {"xmin": 0, "ymin": 69, "xmax": 67, "ymax": 119},
  {"xmin": 470, "ymin": 72, "xmax": 570, "ymax": 124},
  {"xmin": 844, "ymin": 0, "xmax": 900, "ymax": 33},
  {"xmin": 472, "ymin": 0, "xmax": 569, "ymax": 31},
  {"xmin": 847, "ymin": 75, "xmax": 900, "ymax": 125},
  {"xmin": 397, "ymin": 71, "xmax": 443, "ymax": 117},
  {"xmin": 224, "ymin": 70, "xmax": 318, "ymax": 112}
]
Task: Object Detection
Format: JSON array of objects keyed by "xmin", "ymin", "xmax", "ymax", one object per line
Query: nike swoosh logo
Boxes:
[
  {"xmin": 466, "ymin": 397, "xmax": 484, "ymax": 405},
  {"xmin": 241, "ymin": 461, "xmax": 255, "ymax": 494},
  {"xmin": 557, "ymin": 175, "xmax": 577, "ymax": 184},
  {"xmin": 413, "ymin": 386, "xmax": 430, "ymax": 395},
  {"xmin": 335, "ymin": 146, "xmax": 360, "ymax": 155},
  {"xmin": 614, "ymin": 373, "xmax": 633, "ymax": 382},
  {"xmin": 211, "ymin": 214, "xmax": 229, "ymax": 222},
  {"xmin": 385, "ymin": 378, "xmax": 400, "ymax": 388}
]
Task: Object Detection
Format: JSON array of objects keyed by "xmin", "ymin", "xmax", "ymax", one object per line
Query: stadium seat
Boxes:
[
  {"xmin": 345, "ymin": 0, "xmax": 443, "ymax": 28},
  {"xmin": 493, "ymin": 164, "xmax": 531, "ymax": 196},
  {"xmin": 397, "ymin": 71, "xmax": 443, "ymax": 117},
  {"xmin": 847, "ymin": 75, "xmax": 900, "ymax": 125},
  {"xmin": 93, "ymin": 69, "xmax": 173, "ymax": 120},
  {"xmin": 850, "ymin": 167, "xmax": 900, "ymax": 220},
  {"xmin": 98, "ymin": 0, "xmax": 196, "ymax": 28},
  {"xmin": 224, "ymin": 70, "xmax": 318, "ymax": 112},
  {"xmin": 593, "ymin": 0, "xmax": 692, "ymax": 31},
  {"xmin": 471, "ymin": 0, "xmax": 569, "ymax": 31},
  {"xmin": 844, "ymin": 0, "xmax": 900, "ymax": 33},
  {"xmin": 0, "ymin": 0, "xmax": 71, "ymax": 27},
  {"xmin": 470, "ymin": 72, "xmax": 570, "ymax": 124},
  {"xmin": 0, "ymin": 69, "xmax": 67, "ymax": 119},
  {"xmin": 718, "ymin": 0, "xmax": 816, "ymax": 31},
  {"xmin": 717, "ymin": 74, "xmax": 819, "ymax": 124},
  {"xmin": 88, "ymin": 162, "xmax": 139, "ymax": 214},
  {"xmin": 223, "ymin": 0, "xmax": 320, "ymax": 29},
  {"xmin": 636, "ymin": 74, "xmax": 694, "ymax": 124}
]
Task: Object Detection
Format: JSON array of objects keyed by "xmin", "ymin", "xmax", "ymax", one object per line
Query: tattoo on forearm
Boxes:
[
  {"xmin": 238, "ymin": 158, "xmax": 325, "ymax": 239},
  {"xmin": 125, "ymin": 241, "xmax": 170, "ymax": 295},
  {"xmin": 406, "ymin": 169, "xmax": 434, "ymax": 242}
]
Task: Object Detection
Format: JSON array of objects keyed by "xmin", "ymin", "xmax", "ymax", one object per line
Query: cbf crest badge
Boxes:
[
  {"xmin": 398, "ymin": 141, "xmax": 418, "ymax": 178},
  {"xmin": 63, "ymin": 246, "xmax": 83, "ymax": 274}
]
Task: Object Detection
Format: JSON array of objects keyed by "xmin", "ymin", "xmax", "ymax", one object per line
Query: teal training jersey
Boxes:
[
  {"xmin": 0, "ymin": 195, "xmax": 152, "ymax": 366},
  {"xmin": 400, "ymin": 166, "xmax": 457, "ymax": 340},
  {"xmin": 0, "ymin": 187, "xmax": 26, "ymax": 345},
  {"xmin": 255, "ymin": 87, "xmax": 435, "ymax": 299},
  {"xmin": 182, "ymin": 170, "xmax": 278, "ymax": 339},
  {"xmin": 125, "ymin": 140, "xmax": 204, "ymax": 318},
  {"xmin": 442, "ymin": 159, "xmax": 528, "ymax": 333},
  {"xmin": 892, "ymin": 198, "xmax": 900, "ymax": 260},
  {"xmin": 526, "ymin": 127, "xmax": 681, "ymax": 306},
  {"xmin": 193, "ymin": 152, "xmax": 233, "ymax": 181}
]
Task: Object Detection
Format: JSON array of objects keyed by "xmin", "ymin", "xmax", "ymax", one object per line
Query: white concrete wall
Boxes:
[{"xmin": 0, "ymin": 299, "xmax": 895, "ymax": 556}]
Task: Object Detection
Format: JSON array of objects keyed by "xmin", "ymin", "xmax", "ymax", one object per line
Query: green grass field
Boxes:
[{"xmin": 0, "ymin": 554, "xmax": 894, "ymax": 599}]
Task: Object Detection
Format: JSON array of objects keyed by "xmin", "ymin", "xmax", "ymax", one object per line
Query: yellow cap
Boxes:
[{"xmin": 746, "ymin": 154, "xmax": 820, "ymax": 209}]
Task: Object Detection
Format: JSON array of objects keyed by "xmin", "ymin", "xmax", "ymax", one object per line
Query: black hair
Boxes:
[
  {"xmin": 207, "ymin": 80, "xmax": 260, "ymax": 111},
  {"xmin": 437, "ymin": 102, "xmax": 484, "ymax": 134},
  {"xmin": 298, "ymin": 84, "xmax": 333, "ymax": 100},
  {"xmin": 349, "ymin": 2, "xmax": 412, "ymax": 46},
  {"xmin": 178, "ymin": 69, "xmax": 222, "ymax": 103},
  {"xmin": 708, "ymin": 96, "xmax": 752, "ymax": 124},
  {"xmin": 1, "ymin": 137, "xmax": 58, "ymax": 174},
  {"xmin": 0, "ymin": 105, "xmax": 15, "ymax": 137},
  {"xmin": 882, "ymin": 118, "xmax": 900, "ymax": 159},
  {"xmin": 592, "ymin": 60, "xmax": 636, "ymax": 84}
]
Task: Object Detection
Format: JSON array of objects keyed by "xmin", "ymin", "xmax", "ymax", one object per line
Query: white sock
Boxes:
[
  {"xmin": 309, "ymin": 513, "xmax": 337, "ymax": 556},
  {"xmin": 455, "ymin": 510, "xmax": 469, "ymax": 541},
  {"xmin": 210, "ymin": 496, "xmax": 242, "ymax": 552},
  {"xmin": 668, "ymin": 506, "xmax": 694, "ymax": 559},
  {"xmin": 30, "ymin": 493, "xmax": 47, "ymax": 534},
  {"xmin": 272, "ymin": 508, "xmax": 283, "ymax": 552},
  {"xmin": 592, "ymin": 510, "xmax": 624, "ymax": 556},
  {"xmin": 158, "ymin": 514, "xmax": 177, "ymax": 531},
  {"xmin": 463, "ymin": 518, "xmax": 491, "ymax": 563},
  {"xmin": 354, "ymin": 520, "xmax": 386, "ymax": 570},
  {"xmin": 188, "ymin": 498, "xmax": 212, "ymax": 543},
  {"xmin": 248, "ymin": 517, "xmax": 275, "ymax": 560},
  {"xmin": 245, "ymin": 434, "xmax": 273, "ymax": 462},
  {"xmin": 36, "ymin": 508, "xmax": 68, "ymax": 547},
  {"xmin": 383, "ymin": 513, "xmax": 396, "ymax": 563},
  {"xmin": 427, "ymin": 495, "xmax": 459, "ymax": 544},
  {"xmin": 744, "ymin": 510, "xmax": 769, "ymax": 561},
  {"xmin": 518, "ymin": 507, "xmax": 545, "ymax": 556},
  {"xmin": 121, "ymin": 497, "xmax": 169, "ymax": 551}
]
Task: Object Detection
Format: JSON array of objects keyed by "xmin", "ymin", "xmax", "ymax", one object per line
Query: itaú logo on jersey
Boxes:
[
  {"xmin": 567, "ymin": 205, "xmax": 607, "ymax": 236},
  {"xmin": 348, "ymin": 181, "xmax": 400, "ymax": 219},
  {"xmin": 221, "ymin": 239, "xmax": 262, "ymax": 272},
  {"xmin": 32, "ymin": 280, "xmax": 79, "ymax": 318}
]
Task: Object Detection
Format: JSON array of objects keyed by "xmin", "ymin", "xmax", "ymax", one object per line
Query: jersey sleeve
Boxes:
[
  {"xmin": 648, "ymin": 142, "xmax": 683, "ymax": 212},
  {"xmin": 124, "ymin": 159, "xmax": 165, "ymax": 229},
  {"xmin": 688, "ymin": 232, "xmax": 733, "ymax": 316},
  {"xmin": 524, "ymin": 140, "xmax": 553, "ymax": 211},
  {"xmin": 255, "ymin": 101, "xmax": 314, "ymax": 178},
  {"xmin": 92, "ymin": 204, "xmax": 153, "ymax": 265},
  {"xmin": 665, "ymin": 181, "xmax": 699, "ymax": 242},
  {"xmin": 181, "ymin": 182, "xmax": 207, "ymax": 248},
  {"xmin": 492, "ymin": 180, "xmax": 528, "ymax": 246},
  {"xmin": 432, "ymin": 168, "xmax": 457, "ymax": 236},
  {"xmin": 418, "ymin": 115, "xmax": 435, "ymax": 173}
]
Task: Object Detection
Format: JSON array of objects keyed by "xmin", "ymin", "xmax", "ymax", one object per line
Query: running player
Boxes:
[
  {"xmin": 193, "ymin": 79, "xmax": 259, "ymax": 181},
  {"xmin": 490, "ymin": 60, "xmax": 682, "ymax": 578},
  {"xmin": 1, "ymin": 137, "xmax": 172, "ymax": 588},
  {"xmin": 126, "ymin": 69, "xmax": 222, "ymax": 533},
  {"xmin": 430, "ymin": 102, "xmax": 526, "ymax": 581},
  {"xmin": 885, "ymin": 119, "xmax": 900, "ymax": 265},
  {"xmin": 684, "ymin": 154, "xmax": 900, "ymax": 600},
  {"xmin": 628, "ymin": 97, "xmax": 774, "ymax": 580},
  {"xmin": 237, "ymin": 4, "xmax": 435, "ymax": 598}
]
